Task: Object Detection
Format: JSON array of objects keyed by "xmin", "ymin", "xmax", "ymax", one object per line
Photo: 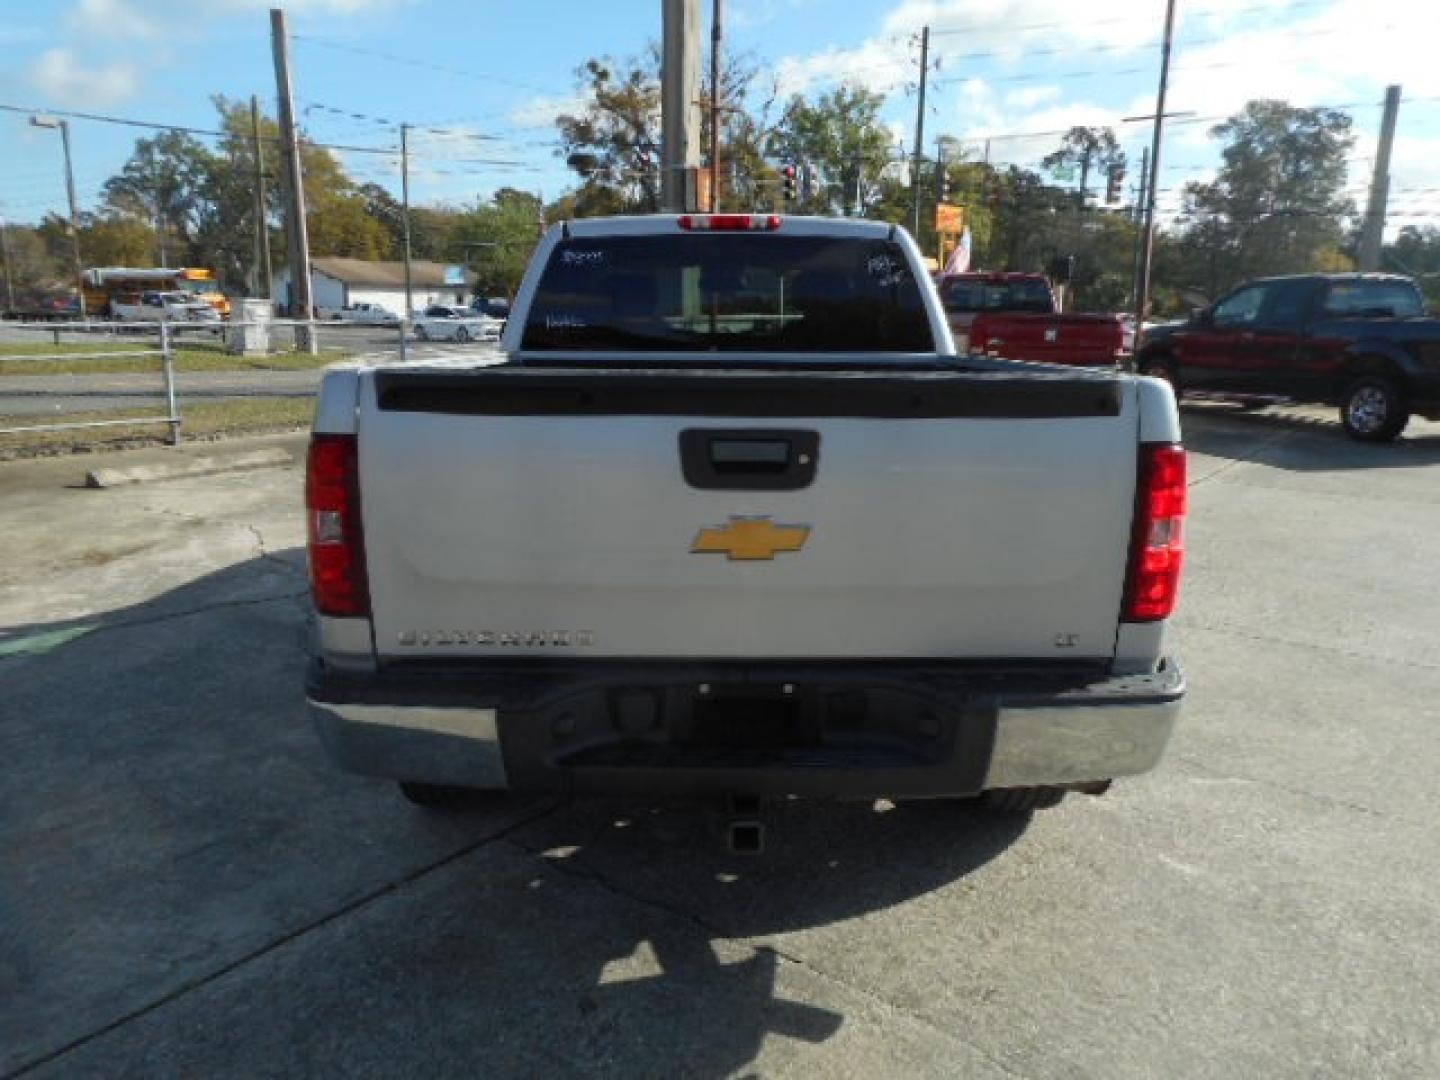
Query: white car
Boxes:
[
  {"xmin": 111, "ymin": 290, "xmax": 220, "ymax": 324},
  {"xmin": 412, "ymin": 304, "xmax": 502, "ymax": 344},
  {"xmin": 331, "ymin": 302, "xmax": 399, "ymax": 326}
]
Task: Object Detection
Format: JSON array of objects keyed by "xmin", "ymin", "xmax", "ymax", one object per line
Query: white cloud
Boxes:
[
  {"xmin": 64, "ymin": 0, "xmax": 163, "ymax": 40},
  {"xmin": 772, "ymin": 38, "xmax": 914, "ymax": 98},
  {"xmin": 507, "ymin": 94, "xmax": 588, "ymax": 131},
  {"xmin": 1005, "ymin": 85, "xmax": 1061, "ymax": 110},
  {"xmin": 28, "ymin": 48, "xmax": 141, "ymax": 107}
]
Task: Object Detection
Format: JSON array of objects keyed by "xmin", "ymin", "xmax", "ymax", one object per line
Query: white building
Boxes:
[{"xmin": 271, "ymin": 258, "xmax": 473, "ymax": 316}]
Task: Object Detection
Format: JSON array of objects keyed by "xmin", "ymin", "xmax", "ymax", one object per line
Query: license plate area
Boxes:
[{"xmin": 682, "ymin": 684, "xmax": 820, "ymax": 749}]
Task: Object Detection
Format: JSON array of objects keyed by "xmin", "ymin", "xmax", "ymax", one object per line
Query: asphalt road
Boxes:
[{"xmin": 2, "ymin": 409, "xmax": 1439, "ymax": 1077}]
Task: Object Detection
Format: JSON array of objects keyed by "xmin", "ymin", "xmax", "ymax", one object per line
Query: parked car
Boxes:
[
  {"xmin": 939, "ymin": 271, "xmax": 1128, "ymax": 366},
  {"xmin": 1136, "ymin": 273, "xmax": 1440, "ymax": 441},
  {"xmin": 330, "ymin": 302, "xmax": 399, "ymax": 326},
  {"xmin": 111, "ymin": 290, "xmax": 221, "ymax": 324},
  {"xmin": 412, "ymin": 304, "xmax": 502, "ymax": 343},
  {"xmin": 471, "ymin": 296, "xmax": 511, "ymax": 320},
  {"xmin": 304, "ymin": 213, "xmax": 1187, "ymax": 824}
]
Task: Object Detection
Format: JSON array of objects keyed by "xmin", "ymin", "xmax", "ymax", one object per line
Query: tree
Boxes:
[
  {"xmin": 1384, "ymin": 225, "xmax": 1440, "ymax": 308},
  {"xmin": 1042, "ymin": 127, "xmax": 1124, "ymax": 208},
  {"xmin": 1173, "ymin": 100, "xmax": 1355, "ymax": 292},
  {"xmin": 453, "ymin": 188, "xmax": 544, "ymax": 298},
  {"xmin": 102, "ymin": 129, "xmax": 216, "ymax": 265},
  {"xmin": 768, "ymin": 84, "xmax": 892, "ymax": 217},
  {"xmin": 557, "ymin": 55, "xmax": 663, "ymax": 214}
]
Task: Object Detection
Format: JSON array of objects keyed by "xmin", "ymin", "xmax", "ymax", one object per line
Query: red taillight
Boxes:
[
  {"xmin": 1124, "ymin": 444, "xmax": 1187, "ymax": 622},
  {"xmin": 677, "ymin": 214, "xmax": 782, "ymax": 231},
  {"xmin": 306, "ymin": 433, "xmax": 369, "ymax": 617}
]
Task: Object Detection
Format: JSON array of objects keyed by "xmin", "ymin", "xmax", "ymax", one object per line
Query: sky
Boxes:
[{"xmin": 1, "ymin": 0, "xmax": 1437, "ymax": 240}]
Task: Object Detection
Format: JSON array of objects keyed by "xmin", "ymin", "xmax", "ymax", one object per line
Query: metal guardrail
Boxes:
[
  {"xmin": 0, "ymin": 320, "xmax": 183, "ymax": 443},
  {"xmin": 0, "ymin": 315, "xmax": 497, "ymax": 446}
]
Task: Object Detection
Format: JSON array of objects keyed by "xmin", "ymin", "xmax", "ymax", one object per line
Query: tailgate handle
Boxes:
[{"xmin": 680, "ymin": 428, "xmax": 820, "ymax": 490}]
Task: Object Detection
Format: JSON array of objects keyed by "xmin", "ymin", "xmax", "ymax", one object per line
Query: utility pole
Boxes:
[
  {"xmin": 709, "ymin": 0, "xmax": 723, "ymax": 211},
  {"xmin": 1130, "ymin": 146, "xmax": 1150, "ymax": 308},
  {"xmin": 1132, "ymin": 147, "xmax": 1149, "ymax": 225},
  {"xmin": 400, "ymin": 123, "xmax": 414, "ymax": 319},
  {"xmin": 661, "ymin": 0, "xmax": 701, "ymax": 212},
  {"xmin": 910, "ymin": 24, "xmax": 930, "ymax": 237},
  {"xmin": 1135, "ymin": 0, "xmax": 1177, "ymax": 337},
  {"xmin": 270, "ymin": 6, "xmax": 316, "ymax": 351},
  {"xmin": 0, "ymin": 213, "xmax": 15, "ymax": 312},
  {"xmin": 250, "ymin": 96, "xmax": 273, "ymax": 299},
  {"xmin": 1358, "ymin": 85, "xmax": 1401, "ymax": 272},
  {"xmin": 30, "ymin": 116, "xmax": 85, "ymax": 319}
]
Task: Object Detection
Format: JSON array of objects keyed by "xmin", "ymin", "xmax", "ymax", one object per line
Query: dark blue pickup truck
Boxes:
[{"xmin": 1136, "ymin": 273, "xmax": 1440, "ymax": 441}]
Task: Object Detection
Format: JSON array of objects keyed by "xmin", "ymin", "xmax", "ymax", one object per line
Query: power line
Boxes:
[
  {"xmin": 290, "ymin": 33, "xmax": 554, "ymax": 96},
  {"xmin": 923, "ymin": 0, "xmax": 1334, "ymax": 39},
  {"xmin": 0, "ymin": 101, "xmax": 397, "ymax": 155}
]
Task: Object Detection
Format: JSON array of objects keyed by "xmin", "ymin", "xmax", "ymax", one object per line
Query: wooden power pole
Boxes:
[
  {"xmin": 250, "ymin": 95, "xmax": 273, "ymax": 300},
  {"xmin": 1358, "ymin": 85, "xmax": 1401, "ymax": 272},
  {"xmin": 1135, "ymin": 0, "xmax": 1177, "ymax": 336},
  {"xmin": 910, "ymin": 25, "xmax": 930, "ymax": 236},
  {"xmin": 709, "ymin": 0, "xmax": 723, "ymax": 211},
  {"xmin": 270, "ymin": 7, "xmax": 316, "ymax": 351},
  {"xmin": 661, "ymin": 0, "xmax": 701, "ymax": 212}
]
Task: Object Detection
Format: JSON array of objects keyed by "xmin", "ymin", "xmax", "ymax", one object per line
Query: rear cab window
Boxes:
[
  {"xmin": 939, "ymin": 277, "xmax": 1053, "ymax": 315},
  {"xmin": 520, "ymin": 233, "xmax": 933, "ymax": 353}
]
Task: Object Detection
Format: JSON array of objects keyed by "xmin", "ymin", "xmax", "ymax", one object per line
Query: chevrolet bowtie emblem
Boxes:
[{"xmin": 691, "ymin": 516, "xmax": 811, "ymax": 561}]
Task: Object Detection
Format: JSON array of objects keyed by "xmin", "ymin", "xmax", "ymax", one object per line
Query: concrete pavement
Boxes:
[{"xmin": 2, "ymin": 407, "xmax": 1439, "ymax": 1077}]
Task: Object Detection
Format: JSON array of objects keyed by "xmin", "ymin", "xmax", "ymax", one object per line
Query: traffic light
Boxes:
[
  {"xmin": 935, "ymin": 161, "xmax": 950, "ymax": 202},
  {"xmin": 1106, "ymin": 163, "xmax": 1125, "ymax": 205},
  {"xmin": 782, "ymin": 164, "xmax": 798, "ymax": 202}
]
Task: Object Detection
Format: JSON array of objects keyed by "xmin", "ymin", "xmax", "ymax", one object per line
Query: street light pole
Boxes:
[{"xmin": 31, "ymin": 116, "xmax": 86, "ymax": 319}]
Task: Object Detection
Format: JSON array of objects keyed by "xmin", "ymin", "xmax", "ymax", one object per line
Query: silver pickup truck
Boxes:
[{"xmin": 305, "ymin": 214, "xmax": 1186, "ymax": 822}]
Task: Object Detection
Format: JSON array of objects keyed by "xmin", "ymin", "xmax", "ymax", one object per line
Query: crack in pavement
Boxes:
[
  {"xmin": 501, "ymin": 831, "xmax": 1035, "ymax": 1080},
  {"xmin": 1188, "ymin": 428, "xmax": 1297, "ymax": 488},
  {"xmin": 1174, "ymin": 756, "xmax": 1393, "ymax": 822},
  {"xmin": 6, "ymin": 799, "xmax": 566, "ymax": 1079},
  {"xmin": 1176, "ymin": 618, "xmax": 1440, "ymax": 676}
]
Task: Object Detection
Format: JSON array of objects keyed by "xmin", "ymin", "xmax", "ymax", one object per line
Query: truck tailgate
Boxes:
[
  {"xmin": 357, "ymin": 367, "xmax": 1137, "ymax": 662},
  {"xmin": 971, "ymin": 313, "xmax": 1126, "ymax": 366}
]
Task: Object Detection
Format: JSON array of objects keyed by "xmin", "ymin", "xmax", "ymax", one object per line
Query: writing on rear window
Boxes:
[{"xmin": 521, "ymin": 234, "xmax": 933, "ymax": 353}]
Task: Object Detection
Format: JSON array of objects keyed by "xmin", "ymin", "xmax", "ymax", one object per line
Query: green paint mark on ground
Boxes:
[{"xmin": 0, "ymin": 624, "xmax": 97, "ymax": 658}]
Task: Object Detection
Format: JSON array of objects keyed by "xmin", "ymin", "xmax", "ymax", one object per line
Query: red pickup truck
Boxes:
[{"xmin": 936, "ymin": 272, "xmax": 1129, "ymax": 367}]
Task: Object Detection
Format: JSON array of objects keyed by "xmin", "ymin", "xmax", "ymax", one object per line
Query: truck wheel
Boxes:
[
  {"xmin": 977, "ymin": 786, "xmax": 1067, "ymax": 814},
  {"xmin": 1340, "ymin": 374, "xmax": 1409, "ymax": 442},
  {"xmin": 455, "ymin": 326, "xmax": 470, "ymax": 344},
  {"xmin": 398, "ymin": 781, "xmax": 486, "ymax": 811}
]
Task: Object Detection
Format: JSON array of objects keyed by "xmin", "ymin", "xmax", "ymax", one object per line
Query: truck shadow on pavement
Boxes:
[
  {"xmin": 1, "ymin": 551, "xmax": 1029, "ymax": 1077},
  {"xmin": 1180, "ymin": 401, "xmax": 1440, "ymax": 472}
]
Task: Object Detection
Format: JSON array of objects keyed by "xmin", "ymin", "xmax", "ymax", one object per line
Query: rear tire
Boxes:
[
  {"xmin": 976, "ymin": 786, "xmax": 1067, "ymax": 814},
  {"xmin": 415, "ymin": 324, "xmax": 428, "ymax": 341},
  {"xmin": 398, "ymin": 781, "xmax": 487, "ymax": 811},
  {"xmin": 1340, "ymin": 373, "xmax": 1409, "ymax": 442}
]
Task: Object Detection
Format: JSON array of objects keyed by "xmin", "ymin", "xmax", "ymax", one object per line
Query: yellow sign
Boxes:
[
  {"xmin": 935, "ymin": 202, "xmax": 964, "ymax": 234},
  {"xmin": 691, "ymin": 517, "xmax": 811, "ymax": 561}
]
